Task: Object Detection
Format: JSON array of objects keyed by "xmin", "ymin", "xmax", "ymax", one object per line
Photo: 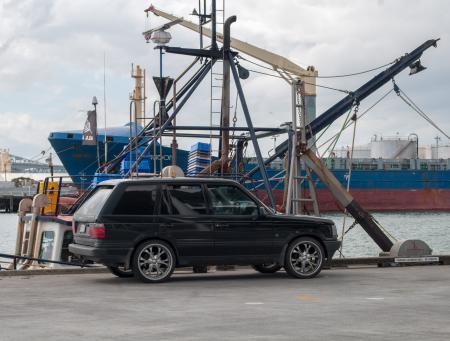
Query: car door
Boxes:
[
  {"xmin": 205, "ymin": 184, "xmax": 275, "ymax": 262},
  {"xmin": 157, "ymin": 183, "xmax": 214, "ymax": 262}
]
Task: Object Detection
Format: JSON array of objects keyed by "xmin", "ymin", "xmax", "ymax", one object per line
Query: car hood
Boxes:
[{"xmin": 268, "ymin": 214, "xmax": 334, "ymax": 225}]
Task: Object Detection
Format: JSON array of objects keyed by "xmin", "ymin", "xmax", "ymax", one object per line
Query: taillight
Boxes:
[{"xmin": 88, "ymin": 224, "xmax": 106, "ymax": 239}]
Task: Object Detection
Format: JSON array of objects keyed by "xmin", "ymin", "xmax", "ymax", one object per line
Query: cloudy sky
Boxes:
[{"xmin": 0, "ymin": 0, "xmax": 448, "ymax": 163}]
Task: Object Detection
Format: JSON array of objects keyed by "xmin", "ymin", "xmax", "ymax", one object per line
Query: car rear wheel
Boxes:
[
  {"xmin": 251, "ymin": 263, "xmax": 282, "ymax": 274},
  {"xmin": 284, "ymin": 237, "xmax": 324, "ymax": 279},
  {"xmin": 132, "ymin": 240, "xmax": 175, "ymax": 283},
  {"xmin": 108, "ymin": 266, "xmax": 133, "ymax": 278}
]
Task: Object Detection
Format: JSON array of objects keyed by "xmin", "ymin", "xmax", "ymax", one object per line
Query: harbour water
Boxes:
[{"xmin": 1, "ymin": 212, "xmax": 450, "ymax": 258}]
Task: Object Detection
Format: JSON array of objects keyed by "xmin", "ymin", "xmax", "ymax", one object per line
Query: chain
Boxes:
[
  {"xmin": 229, "ymin": 92, "xmax": 239, "ymax": 160},
  {"xmin": 343, "ymin": 220, "xmax": 359, "ymax": 236}
]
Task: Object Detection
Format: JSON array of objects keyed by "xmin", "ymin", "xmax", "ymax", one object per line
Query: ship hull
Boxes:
[
  {"xmin": 263, "ymin": 188, "xmax": 450, "ymax": 212},
  {"xmin": 49, "ymin": 127, "xmax": 450, "ymax": 212}
]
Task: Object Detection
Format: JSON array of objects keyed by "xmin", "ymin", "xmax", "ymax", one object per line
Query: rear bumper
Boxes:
[{"xmin": 69, "ymin": 243, "xmax": 132, "ymax": 267}]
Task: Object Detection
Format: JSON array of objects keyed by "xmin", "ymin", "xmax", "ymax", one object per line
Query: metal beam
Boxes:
[
  {"xmin": 229, "ymin": 51, "xmax": 276, "ymax": 209},
  {"xmin": 149, "ymin": 6, "xmax": 318, "ymax": 93},
  {"xmin": 126, "ymin": 60, "xmax": 214, "ymax": 175},
  {"xmin": 301, "ymin": 149, "xmax": 393, "ymax": 251}
]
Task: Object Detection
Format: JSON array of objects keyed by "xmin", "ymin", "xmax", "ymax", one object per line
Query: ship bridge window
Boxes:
[
  {"xmin": 67, "ymin": 133, "xmax": 74, "ymax": 139},
  {"xmin": 106, "ymin": 136, "xmax": 114, "ymax": 142},
  {"xmin": 39, "ymin": 231, "xmax": 55, "ymax": 264}
]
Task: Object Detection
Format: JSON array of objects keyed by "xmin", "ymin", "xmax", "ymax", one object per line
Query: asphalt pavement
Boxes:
[{"xmin": 0, "ymin": 266, "xmax": 449, "ymax": 340}]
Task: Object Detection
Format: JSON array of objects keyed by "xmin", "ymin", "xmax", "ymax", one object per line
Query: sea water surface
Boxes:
[{"xmin": 1, "ymin": 212, "xmax": 450, "ymax": 258}]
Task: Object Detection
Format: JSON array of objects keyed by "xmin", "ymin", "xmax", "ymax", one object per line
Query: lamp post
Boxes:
[
  {"xmin": 92, "ymin": 96, "xmax": 100, "ymax": 167},
  {"xmin": 151, "ymin": 30, "xmax": 172, "ymax": 115},
  {"xmin": 150, "ymin": 30, "xmax": 174, "ymax": 173},
  {"xmin": 45, "ymin": 153, "xmax": 54, "ymax": 178}
]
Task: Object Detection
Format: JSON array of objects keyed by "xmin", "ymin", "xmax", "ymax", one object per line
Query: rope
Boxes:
[
  {"xmin": 339, "ymin": 105, "xmax": 358, "ymax": 257},
  {"xmin": 319, "ymin": 105, "xmax": 354, "ymax": 159}
]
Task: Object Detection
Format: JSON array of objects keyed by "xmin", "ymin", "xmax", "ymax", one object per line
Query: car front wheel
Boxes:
[
  {"xmin": 284, "ymin": 237, "xmax": 324, "ymax": 279},
  {"xmin": 132, "ymin": 240, "xmax": 176, "ymax": 283},
  {"xmin": 251, "ymin": 263, "xmax": 282, "ymax": 274}
]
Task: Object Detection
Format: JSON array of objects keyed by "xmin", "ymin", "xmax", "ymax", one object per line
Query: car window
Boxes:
[
  {"xmin": 207, "ymin": 185, "xmax": 258, "ymax": 216},
  {"xmin": 166, "ymin": 185, "xmax": 207, "ymax": 215},
  {"xmin": 76, "ymin": 186, "xmax": 113, "ymax": 216},
  {"xmin": 113, "ymin": 185, "xmax": 158, "ymax": 215}
]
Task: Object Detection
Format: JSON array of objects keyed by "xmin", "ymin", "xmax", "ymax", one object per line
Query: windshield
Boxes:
[{"xmin": 75, "ymin": 186, "xmax": 113, "ymax": 217}]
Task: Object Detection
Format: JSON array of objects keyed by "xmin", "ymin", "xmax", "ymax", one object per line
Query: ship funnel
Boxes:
[{"xmin": 153, "ymin": 76, "xmax": 174, "ymax": 99}]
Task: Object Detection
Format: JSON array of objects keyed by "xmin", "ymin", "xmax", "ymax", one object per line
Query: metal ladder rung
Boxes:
[{"xmin": 292, "ymin": 198, "xmax": 315, "ymax": 202}]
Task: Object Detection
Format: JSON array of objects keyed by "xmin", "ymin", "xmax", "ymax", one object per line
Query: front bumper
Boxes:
[
  {"xmin": 69, "ymin": 243, "xmax": 132, "ymax": 267},
  {"xmin": 323, "ymin": 240, "xmax": 341, "ymax": 259}
]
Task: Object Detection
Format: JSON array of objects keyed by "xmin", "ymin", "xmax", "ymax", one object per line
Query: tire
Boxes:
[
  {"xmin": 107, "ymin": 266, "xmax": 134, "ymax": 278},
  {"xmin": 132, "ymin": 240, "xmax": 176, "ymax": 283},
  {"xmin": 284, "ymin": 237, "xmax": 324, "ymax": 279},
  {"xmin": 251, "ymin": 263, "xmax": 282, "ymax": 274}
]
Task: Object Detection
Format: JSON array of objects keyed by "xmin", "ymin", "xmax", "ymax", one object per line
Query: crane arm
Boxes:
[
  {"xmin": 148, "ymin": 6, "xmax": 317, "ymax": 93},
  {"xmin": 245, "ymin": 38, "xmax": 440, "ymax": 178}
]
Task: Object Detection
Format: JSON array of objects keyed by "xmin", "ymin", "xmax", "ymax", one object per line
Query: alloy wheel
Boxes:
[{"xmin": 136, "ymin": 242, "xmax": 174, "ymax": 282}]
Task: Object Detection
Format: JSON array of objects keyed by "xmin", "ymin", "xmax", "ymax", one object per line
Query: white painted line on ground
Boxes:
[
  {"xmin": 366, "ymin": 297, "xmax": 385, "ymax": 300},
  {"xmin": 245, "ymin": 302, "xmax": 264, "ymax": 305}
]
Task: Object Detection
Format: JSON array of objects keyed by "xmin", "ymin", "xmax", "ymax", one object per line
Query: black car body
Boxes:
[{"xmin": 69, "ymin": 178, "xmax": 340, "ymax": 282}]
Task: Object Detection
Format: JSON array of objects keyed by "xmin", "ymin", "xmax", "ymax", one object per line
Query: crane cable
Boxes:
[
  {"xmin": 315, "ymin": 88, "xmax": 395, "ymax": 151},
  {"xmin": 393, "ymin": 80, "xmax": 450, "ymax": 140},
  {"xmin": 236, "ymin": 54, "xmax": 396, "ymax": 79}
]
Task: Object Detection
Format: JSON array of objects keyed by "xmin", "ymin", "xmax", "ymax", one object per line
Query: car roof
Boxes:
[{"xmin": 98, "ymin": 177, "xmax": 240, "ymax": 186}]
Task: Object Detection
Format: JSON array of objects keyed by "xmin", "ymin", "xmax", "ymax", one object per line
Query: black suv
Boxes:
[{"xmin": 69, "ymin": 178, "xmax": 340, "ymax": 283}]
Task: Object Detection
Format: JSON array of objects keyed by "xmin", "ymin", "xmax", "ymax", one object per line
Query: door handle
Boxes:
[{"xmin": 215, "ymin": 223, "xmax": 229, "ymax": 228}]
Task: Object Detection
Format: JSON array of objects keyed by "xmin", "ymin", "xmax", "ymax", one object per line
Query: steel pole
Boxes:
[{"xmin": 229, "ymin": 51, "xmax": 276, "ymax": 209}]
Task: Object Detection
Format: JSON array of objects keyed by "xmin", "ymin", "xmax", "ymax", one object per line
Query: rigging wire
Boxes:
[
  {"xmin": 237, "ymin": 54, "xmax": 395, "ymax": 79},
  {"xmin": 394, "ymin": 82, "xmax": 450, "ymax": 140},
  {"xmin": 243, "ymin": 67, "xmax": 351, "ymax": 94},
  {"xmin": 315, "ymin": 88, "xmax": 394, "ymax": 151},
  {"xmin": 315, "ymin": 60, "xmax": 396, "ymax": 78}
]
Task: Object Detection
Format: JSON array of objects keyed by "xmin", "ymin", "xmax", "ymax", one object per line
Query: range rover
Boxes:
[{"xmin": 69, "ymin": 178, "xmax": 340, "ymax": 283}]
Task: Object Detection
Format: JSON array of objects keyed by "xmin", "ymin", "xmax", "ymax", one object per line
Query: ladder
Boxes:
[
  {"xmin": 285, "ymin": 80, "xmax": 320, "ymax": 216},
  {"xmin": 208, "ymin": 0, "xmax": 225, "ymax": 172}
]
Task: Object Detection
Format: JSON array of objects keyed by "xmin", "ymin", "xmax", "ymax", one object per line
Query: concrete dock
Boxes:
[{"xmin": 1, "ymin": 266, "xmax": 449, "ymax": 340}]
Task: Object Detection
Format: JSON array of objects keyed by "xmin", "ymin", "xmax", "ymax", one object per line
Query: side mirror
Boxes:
[{"xmin": 259, "ymin": 206, "xmax": 267, "ymax": 216}]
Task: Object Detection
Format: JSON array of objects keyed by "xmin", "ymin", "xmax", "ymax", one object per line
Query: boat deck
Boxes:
[{"xmin": 1, "ymin": 265, "xmax": 449, "ymax": 340}]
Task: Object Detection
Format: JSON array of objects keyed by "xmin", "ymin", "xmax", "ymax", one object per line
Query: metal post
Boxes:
[
  {"xmin": 229, "ymin": 51, "xmax": 276, "ymax": 209},
  {"xmin": 286, "ymin": 82, "xmax": 297, "ymax": 214},
  {"xmin": 211, "ymin": 0, "xmax": 217, "ymax": 50},
  {"xmin": 220, "ymin": 16, "xmax": 236, "ymax": 174}
]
